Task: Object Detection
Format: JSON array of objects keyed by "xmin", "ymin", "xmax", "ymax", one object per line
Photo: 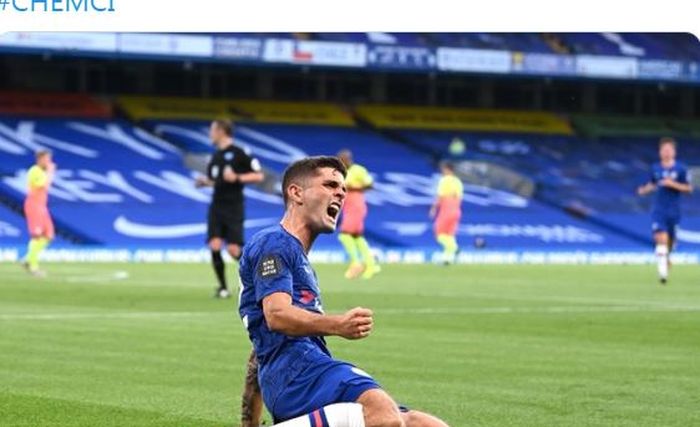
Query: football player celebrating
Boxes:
[{"xmin": 637, "ymin": 137, "xmax": 693, "ymax": 284}]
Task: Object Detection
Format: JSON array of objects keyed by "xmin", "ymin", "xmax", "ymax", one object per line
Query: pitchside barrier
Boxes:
[{"xmin": 1, "ymin": 246, "xmax": 698, "ymax": 265}]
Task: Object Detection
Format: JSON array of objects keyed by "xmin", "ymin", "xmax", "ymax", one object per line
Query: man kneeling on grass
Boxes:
[{"xmin": 238, "ymin": 156, "xmax": 449, "ymax": 427}]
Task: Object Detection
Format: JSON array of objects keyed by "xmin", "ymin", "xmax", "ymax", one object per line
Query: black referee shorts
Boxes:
[{"xmin": 207, "ymin": 204, "xmax": 244, "ymax": 246}]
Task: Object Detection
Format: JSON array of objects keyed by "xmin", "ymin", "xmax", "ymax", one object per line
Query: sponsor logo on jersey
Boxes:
[
  {"xmin": 258, "ymin": 254, "xmax": 281, "ymax": 278},
  {"xmin": 300, "ymin": 289, "xmax": 315, "ymax": 304},
  {"xmin": 351, "ymin": 367, "xmax": 373, "ymax": 378}
]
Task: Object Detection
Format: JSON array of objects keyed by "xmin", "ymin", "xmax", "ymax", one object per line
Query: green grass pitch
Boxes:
[{"xmin": 1, "ymin": 262, "xmax": 700, "ymax": 426}]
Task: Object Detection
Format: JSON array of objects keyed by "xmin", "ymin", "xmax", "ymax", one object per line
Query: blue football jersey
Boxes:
[
  {"xmin": 238, "ymin": 224, "xmax": 330, "ymax": 399},
  {"xmin": 649, "ymin": 162, "xmax": 690, "ymax": 217}
]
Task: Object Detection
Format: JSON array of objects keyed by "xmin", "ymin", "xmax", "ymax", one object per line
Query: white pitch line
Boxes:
[
  {"xmin": 0, "ymin": 311, "xmax": 215, "ymax": 321},
  {"xmin": 380, "ymin": 305, "xmax": 700, "ymax": 315},
  {"xmin": 63, "ymin": 273, "xmax": 130, "ymax": 283},
  {"xmin": 3, "ymin": 305, "xmax": 700, "ymax": 321},
  {"xmin": 456, "ymin": 291, "xmax": 698, "ymax": 310}
]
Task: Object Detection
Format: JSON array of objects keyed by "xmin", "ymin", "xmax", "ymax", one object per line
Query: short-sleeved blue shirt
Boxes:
[
  {"xmin": 649, "ymin": 162, "xmax": 690, "ymax": 218},
  {"xmin": 238, "ymin": 224, "xmax": 329, "ymax": 401}
]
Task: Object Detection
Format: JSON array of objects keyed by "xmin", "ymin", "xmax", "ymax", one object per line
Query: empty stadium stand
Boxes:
[
  {"xmin": 0, "ymin": 117, "xmax": 283, "ymax": 247},
  {"xmin": 1, "ymin": 95, "xmax": 698, "ymax": 255},
  {"xmin": 364, "ymin": 105, "xmax": 700, "ymax": 250},
  {"xmin": 0, "ymin": 203, "xmax": 37, "ymax": 246},
  {"xmin": 139, "ymin": 106, "xmax": 654, "ymax": 251}
]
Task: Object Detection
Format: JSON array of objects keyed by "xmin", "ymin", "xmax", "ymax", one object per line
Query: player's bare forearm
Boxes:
[
  {"xmin": 675, "ymin": 183, "xmax": 693, "ymax": 193},
  {"xmin": 240, "ymin": 349, "xmax": 262, "ymax": 427},
  {"xmin": 637, "ymin": 183, "xmax": 655, "ymax": 196},
  {"xmin": 263, "ymin": 293, "xmax": 341, "ymax": 336},
  {"xmin": 669, "ymin": 181, "xmax": 693, "ymax": 193},
  {"xmin": 262, "ymin": 293, "xmax": 373, "ymax": 339},
  {"xmin": 238, "ymin": 172, "xmax": 265, "ymax": 184},
  {"xmin": 45, "ymin": 171, "xmax": 55, "ymax": 188},
  {"xmin": 195, "ymin": 176, "xmax": 214, "ymax": 187}
]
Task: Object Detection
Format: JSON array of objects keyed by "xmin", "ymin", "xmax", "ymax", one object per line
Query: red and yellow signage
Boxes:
[
  {"xmin": 230, "ymin": 100, "xmax": 353, "ymax": 126},
  {"xmin": 0, "ymin": 92, "xmax": 111, "ymax": 118},
  {"xmin": 118, "ymin": 96, "xmax": 235, "ymax": 121},
  {"xmin": 356, "ymin": 105, "xmax": 572, "ymax": 134},
  {"xmin": 117, "ymin": 96, "xmax": 353, "ymax": 126}
]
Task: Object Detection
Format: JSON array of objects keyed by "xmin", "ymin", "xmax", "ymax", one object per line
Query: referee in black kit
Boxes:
[{"xmin": 195, "ymin": 119, "xmax": 264, "ymax": 298}]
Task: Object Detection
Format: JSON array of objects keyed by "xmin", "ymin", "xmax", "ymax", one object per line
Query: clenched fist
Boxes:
[{"xmin": 335, "ymin": 307, "xmax": 373, "ymax": 340}]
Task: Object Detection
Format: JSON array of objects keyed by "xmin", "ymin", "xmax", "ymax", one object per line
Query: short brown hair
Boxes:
[
  {"xmin": 281, "ymin": 156, "xmax": 347, "ymax": 206},
  {"xmin": 659, "ymin": 137, "xmax": 676, "ymax": 148},
  {"xmin": 35, "ymin": 149, "xmax": 51, "ymax": 160},
  {"xmin": 212, "ymin": 119, "xmax": 233, "ymax": 136},
  {"xmin": 439, "ymin": 160, "xmax": 455, "ymax": 172}
]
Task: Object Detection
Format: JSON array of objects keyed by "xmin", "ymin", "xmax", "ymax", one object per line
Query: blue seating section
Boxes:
[
  {"xmin": 427, "ymin": 33, "xmax": 700, "ymax": 59},
  {"xmin": 0, "ymin": 198, "xmax": 73, "ymax": 247},
  {"xmin": 0, "ymin": 118, "xmax": 283, "ymax": 247},
  {"xmin": 2, "ymin": 117, "xmax": 696, "ymax": 251},
  {"xmin": 559, "ymin": 33, "xmax": 700, "ymax": 60},
  {"xmin": 0, "ymin": 204, "xmax": 33, "ymax": 246},
  {"xmin": 145, "ymin": 119, "xmax": 214, "ymax": 153},
  {"xmin": 148, "ymin": 121, "xmax": 648, "ymax": 250},
  {"xmin": 430, "ymin": 33, "xmax": 553, "ymax": 53},
  {"xmin": 400, "ymin": 130, "xmax": 700, "ymax": 249},
  {"xmin": 314, "ymin": 33, "xmax": 428, "ymax": 46}
]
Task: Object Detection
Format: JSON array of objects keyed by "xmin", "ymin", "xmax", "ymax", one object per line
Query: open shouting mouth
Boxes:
[{"xmin": 326, "ymin": 201, "xmax": 341, "ymax": 223}]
